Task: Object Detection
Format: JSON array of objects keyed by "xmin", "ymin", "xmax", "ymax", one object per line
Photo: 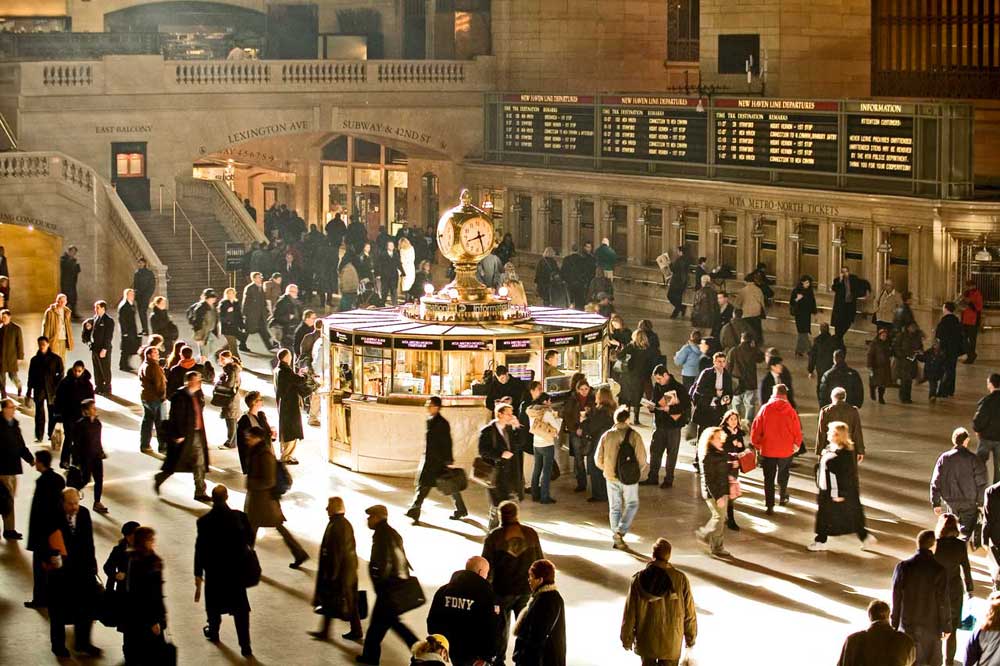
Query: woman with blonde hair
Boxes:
[
  {"xmin": 809, "ymin": 421, "xmax": 875, "ymax": 551},
  {"xmin": 935, "ymin": 512, "xmax": 974, "ymax": 665},
  {"xmin": 398, "ymin": 237, "xmax": 416, "ymax": 293},
  {"xmin": 696, "ymin": 426, "xmax": 736, "ymax": 557},
  {"xmin": 620, "ymin": 329, "xmax": 655, "ymax": 425},
  {"xmin": 966, "ymin": 595, "xmax": 1000, "ymax": 665},
  {"xmin": 501, "ymin": 262, "xmax": 528, "ymax": 306},
  {"xmin": 582, "ymin": 386, "xmax": 616, "ymax": 502}
]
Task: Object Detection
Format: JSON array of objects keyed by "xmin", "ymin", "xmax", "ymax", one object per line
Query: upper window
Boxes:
[{"xmin": 667, "ymin": 0, "xmax": 700, "ymax": 62}]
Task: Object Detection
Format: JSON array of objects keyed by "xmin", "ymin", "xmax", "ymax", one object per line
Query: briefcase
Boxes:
[
  {"xmin": 471, "ymin": 457, "xmax": 497, "ymax": 488},
  {"xmin": 435, "ymin": 467, "xmax": 468, "ymax": 495},
  {"xmin": 384, "ymin": 576, "xmax": 425, "ymax": 615}
]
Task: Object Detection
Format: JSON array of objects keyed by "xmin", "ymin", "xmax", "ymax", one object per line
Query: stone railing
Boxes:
[
  {"xmin": 174, "ymin": 175, "xmax": 266, "ymax": 245},
  {"xmin": 0, "ymin": 151, "xmax": 167, "ymax": 286},
  {"xmin": 10, "ymin": 55, "xmax": 495, "ymax": 95}
]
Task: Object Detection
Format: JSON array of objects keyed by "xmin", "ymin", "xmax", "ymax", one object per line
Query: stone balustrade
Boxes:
[
  {"xmin": 175, "ymin": 175, "xmax": 266, "ymax": 246},
  {"xmin": 9, "ymin": 55, "xmax": 495, "ymax": 95}
]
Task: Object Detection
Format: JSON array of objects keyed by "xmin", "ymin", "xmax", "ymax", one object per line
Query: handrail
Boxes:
[
  {"xmin": 0, "ymin": 111, "xmax": 16, "ymax": 150},
  {"xmin": 172, "ymin": 200, "xmax": 228, "ymax": 284}
]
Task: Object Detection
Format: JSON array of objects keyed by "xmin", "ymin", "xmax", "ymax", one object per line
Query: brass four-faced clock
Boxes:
[{"xmin": 436, "ymin": 189, "xmax": 495, "ymax": 264}]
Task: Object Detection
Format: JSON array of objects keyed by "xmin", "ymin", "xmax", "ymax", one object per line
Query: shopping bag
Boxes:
[{"xmin": 738, "ymin": 448, "xmax": 757, "ymax": 473}]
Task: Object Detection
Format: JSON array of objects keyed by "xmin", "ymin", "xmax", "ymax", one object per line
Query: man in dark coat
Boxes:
[
  {"xmin": 346, "ymin": 216, "xmax": 368, "ymax": 254},
  {"xmin": 689, "ymin": 353, "xmax": 734, "ymax": 435},
  {"xmin": 116, "ymin": 288, "xmax": 140, "ymax": 372},
  {"xmin": 930, "ymin": 427, "xmax": 987, "ymax": 539},
  {"xmin": 49, "ymin": 488, "xmax": 101, "ymax": 658},
  {"xmin": 195, "ymin": 484, "xmax": 254, "ymax": 657},
  {"xmin": 274, "ymin": 350, "xmax": 306, "ymax": 464},
  {"xmin": 406, "ymin": 396, "xmax": 468, "ymax": 523},
  {"xmin": 667, "ymin": 248, "xmax": 690, "ymax": 319},
  {"xmin": 325, "ymin": 213, "xmax": 347, "ymax": 249},
  {"xmin": 132, "ymin": 258, "xmax": 156, "ymax": 335},
  {"xmin": 808, "ymin": 323, "xmax": 845, "ymax": 405},
  {"xmin": 154, "ymin": 371, "xmax": 210, "ymax": 501},
  {"xmin": 74, "ymin": 399, "xmax": 107, "ymax": 514},
  {"xmin": 479, "ymin": 404, "xmax": 521, "ymax": 531},
  {"xmin": 642, "ymin": 365, "xmax": 690, "ymax": 488},
  {"xmin": 1, "ymin": 397, "xmax": 34, "ymax": 540},
  {"xmin": 25, "ymin": 449, "xmax": 65, "ymax": 608},
  {"xmin": 974, "ymin": 373, "xmax": 1000, "ymax": 484},
  {"xmin": 81, "ymin": 300, "xmax": 114, "ymax": 394},
  {"xmin": 485, "ymin": 365, "xmax": 525, "ymax": 413},
  {"xmin": 831, "ymin": 266, "xmax": 869, "ymax": 339},
  {"xmin": 560, "ymin": 243, "xmax": 597, "ymax": 310},
  {"xmin": 815, "ymin": 387, "xmax": 866, "ymax": 458},
  {"xmin": 293, "ymin": 310, "xmax": 318, "ymax": 365},
  {"xmin": 818, "ymin": 349, "xmax": 864, "ymax": 409},
  {"xmin": 0, "ymin": 309, "xmax": 24, "ymax": 398},
  {"xmin": 270, "ymin": 285, "xmax": 303, "ymax": 351},
  {"xmin": 54, "ymin": 361, "xmax": 94, "ymax": 468},
  {"xmin": 891, "ymin": 530, "xmax": 950, "ymax": 666},
  {"xmin": 59, "ymin": 246, "xmax": 81, "ymax": 315},
  {"xmin": 309, "ymin": 496, "xmax": 363, "ymax": 642},
  {"xmin": 358, "ymin": 504, "xmax": 419, "ymax": 665},
  {"xmin": 25, "ymin": 336, "xmax": 63, "ymax": 443},
  {"xmin": 375, "ymin": 241, "xmax": 405, "ymax": 305},
  {"xmin": 427, "ymin": 556, "xmax": 499, "ymax": 666},
  {"xmin": 242, "ymin": 272, "xmax": 275, "ymax": 351},
  {"xmin": 838, "ymin": 599, "xmax": 915, "ymax": 666},
  {"xmin": 934, "ymin": 301, "xmax": 964, "ymax": 398}
]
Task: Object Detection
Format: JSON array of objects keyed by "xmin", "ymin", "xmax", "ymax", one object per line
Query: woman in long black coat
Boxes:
[
  {"xmin": 620, "ymin": 330, "xmax": 656, "ymax": 426},
  {"xmin": 273, "ymin": 350, "xmax": 306, "ymax": 464},
  {"xmin": 309, "ymin": 498, "xmax": 362, "ymax": 641},
  {"xmin": 789, "ymin": 275, "xmax": 817, "ymax": 356},
  {"xmin": 102, "ymin": 521, "xmax": 139, "ymax": 633},
  {"xmin": 513, "ymin": 559, "xmax": 566, "ymax": 666},
  {"xmin": 720, "ymin": 410, "xmax": 747, "ymax": 531},
  {"xmin": 122, "ymin": 527, "xmax": 168, "ymax": 665},
  {"xmin": 809, "ymin": 421, "xmax": 872, "ymax": 551},
  {"xmin": 935, "ymin": 512, "xmax": 974, "ymax": 666},
  {"xmin": 534, "ymin": 248, "xmax": 560, "ymax": 306},
  {"xmin": 236, "ymin": 391, "xmax": 275, "ymax": 475},
  {"xmin": 149, "ymin": 297, "xmax": 178, "ymax": 354}
]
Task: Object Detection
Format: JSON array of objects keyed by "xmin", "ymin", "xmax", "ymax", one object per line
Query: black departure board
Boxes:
[
  {"xmin": 600, "ymin": 96, "xmax": 707, "ymax": 163},
  {"xmin": 501, "ymin": 94, "xmax": 595, "ymax": 156},
  {"xmin": 845, "ymin": 112, "xmax": 914, "ymax": 177},
  {"xmin": 714, "ymin": 99, "xmax": 839, "ymax": 171}
]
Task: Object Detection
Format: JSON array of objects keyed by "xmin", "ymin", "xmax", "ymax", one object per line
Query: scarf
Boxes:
[
  {"xmin": 513, "ymin": 584, "xmax": 558, "ymax": 637},
  {"xmin": 816, "ymin": 446, "xmax": 840, "ymax": 499}
]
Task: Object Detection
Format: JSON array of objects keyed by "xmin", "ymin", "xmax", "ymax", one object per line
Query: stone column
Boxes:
[
  {"xmin": 626, "ymin": 202, "xmax": 641, "ymax": 266},
  {"xmin": 817, "ymin": 219, "xmax": 832, "ymax": 292},
  {"xmin": 736, "ymin": 211, "xmax": 751, "ymax": 278},
  {"xmin": 425, "ymin": 0, "xmax": 436, "ymax": 59},
  {"xmin": 775, "ymin": 214, "xmax": 792, "ymax": 287},
  {"xmin": 307, "ymin": 159, "xmax": 322, "ymax": 229},
  {"xmin": 558, "ymin": 195, "xmax": 573, "ymax": 257}
]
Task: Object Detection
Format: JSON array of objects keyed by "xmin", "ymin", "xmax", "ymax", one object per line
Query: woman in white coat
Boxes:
[{"xmin": 399, "ymin": 237, "xmax": 416, "ymax": 294}]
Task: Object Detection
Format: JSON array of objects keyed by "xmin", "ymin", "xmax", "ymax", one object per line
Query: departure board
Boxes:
[
  {"xmin": 501, "ymin": 94, "xmax": 595, "ymax": 156},
  {"xmin": 845, "ymin": 110, "xmax": 915, "ymax": 177},
  {"xmin": 600, "ymin": 96, "xmax": 707, "ymax": 163},
  {"xmin": 713, "ymin": 99, "xmax": 839, "ymax": 171}
]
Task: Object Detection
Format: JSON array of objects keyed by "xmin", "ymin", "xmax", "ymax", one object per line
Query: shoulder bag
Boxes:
[
  {"xmin": 241, "ymin": 544, "xmax": 262, "ymax": 588},
  {"xmin": 384, "ymin": 575, "xmax": 426, "ymax": 615},
  {"xmin": 472, "ymin": 457, "xmax": 497, "ymax": 488}
]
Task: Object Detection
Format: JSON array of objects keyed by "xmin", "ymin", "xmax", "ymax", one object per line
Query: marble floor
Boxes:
[{"xmin": 0, "ymin": 306, "xmax": 994, "ymax": 666}]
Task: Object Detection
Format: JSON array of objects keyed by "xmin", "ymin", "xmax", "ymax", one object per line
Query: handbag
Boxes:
[
  {"xmin": 210, "ymin": 384, "xmax": 235, "ymax": 407},
  {"xmin": 50, "ymin": 424, "xmax": 64, "ymax": 452},
  {"xmin": 435, "ymin": 467, "xmax": 468, "ymax": 496},
  {"xmin": 738, "ymin": 448, "xmax": 757, "ymax": 473},
  {"xmin": 273, "ymin": 460, "xmax": 293, "ymax": 497},
  {"xmin": 384, "ymin": 576, "xmax": 426, "ymax": 615},
  {"xmin": 357, "ymin": 590, "xmax": 369, "ymax": 620},
  {"xmin": 472, "ymin": 457, "xmax": 497, "ymax": 488},
  {"xmin": 96, "ymin": 575, "xmax": 120, "ymax": 628},
  {"xmin": 550, "ymin": 459, "xmax": 561, "ymax": 482},
  {"xmin": 241, "ymin": 545, "xmax": 262, "ymax": 588}
]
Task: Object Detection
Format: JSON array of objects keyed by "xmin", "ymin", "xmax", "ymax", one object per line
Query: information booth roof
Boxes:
[{"xmin": 321, "ymin": 306, "xmax": 607, "ymax": 338}]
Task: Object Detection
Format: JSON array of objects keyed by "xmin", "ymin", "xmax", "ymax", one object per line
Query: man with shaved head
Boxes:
[
  {"xmin": 427, "ymin": 554, "xmax": 500, "ymax": 666},
  {"xmin": 49, "ymin": 487, "xmax": 101, "ymax": 658}
]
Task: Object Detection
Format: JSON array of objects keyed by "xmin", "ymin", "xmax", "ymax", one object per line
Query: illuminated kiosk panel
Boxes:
[{"xmin": 320, "ymin": 306, "xmax": 608, "ymax": 477}]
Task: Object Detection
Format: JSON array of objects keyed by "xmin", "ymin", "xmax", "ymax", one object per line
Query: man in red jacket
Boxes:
[
  {"xmin": 961, "ymin": 279, "xmax": 983, "ymax": 364},
  {"xmin": 750, "ymin": 384, "xmax": 802, "ymax": 514}
]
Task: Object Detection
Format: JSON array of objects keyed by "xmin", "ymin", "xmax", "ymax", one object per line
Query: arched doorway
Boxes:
[{"xmin": 0, "ymin": 224, "xmax": 61, "ymax": 314}]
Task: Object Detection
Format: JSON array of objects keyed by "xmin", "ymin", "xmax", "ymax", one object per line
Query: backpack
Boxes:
[
  {"xmin": 186, "ymin": 302, "xmax": 203, "ymax": 330},
  {"xmin": 615, "ymin": 429, "xmax": 641, "ymax": 485}
]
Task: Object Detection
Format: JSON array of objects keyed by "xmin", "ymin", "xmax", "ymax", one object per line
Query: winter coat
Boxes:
[
  {"xmin": 427, "ymin": 570, "xmax": 499, "ymax": 663},
  {"xmin": 701, "ymin": 445, "xmax": 733, "ymax": 500},
  {"xmin": 26, "ymin": 350, "xmax": 63, "ymax": 401},
  {"xmin": 483, "ymin": 521, "xmax": 544, "ymax": 598},
  {"xmin": 892, "ymin": 328, "xmax": 922, "ymax": 382},
  {"xmin": 561, "ymin": 251, "xmax": 597, "ymax": 291},
  {"xmin": 759, "ymin": 368, "xmax": 795, "ymax": 409},
  {"xmin": 241, "ymin": 283, "xmax": 267, "ymax": 331},
  {"xmin": 831, "ymin": 275, "xmax": 869, "ymax": 330},
  {"xmin": 369, "ymin": 520, "xmax": 410, "ymax": 590},
  {"xmin": 726, "ymin": 341, "xmax": 764, "ymax": 393},
  {"xmin": 270, "ymin": 294, "xmax": 302, "ymax": 335},
  {"xmin": 166, "ymin": 359, "xmax": 214, "ymax": 397},
  {"xmin": 53, "ymin": 369, "xmax": 94, "ymax": 426},
  {"xmin": 213, "ymin": 362, "xmax": 242, "ymax": 420},
  {"xmin": 967, "ymin": 629, "xmax": 1000, "ymax": 666},
  {"xmin": 375, "ymin": 251, "xmax": 404, "ymax": 291},
  {"xmin": 736, "ymin": 282, "xmax": 766, "ymax": 318},
  {"xmin": 194, "ymin": 504, "xmax": 253, "ymax": 614},
  {"xmin": 621, "ymin": 560, "xmax": 697, "ymax": 661},
  {"xmin": 582, "ymin": 405, "xmax": 615, "ymax": 451},
  {"xmin": 595, "ymin": 423, "xmax": 648, "ymax": 483},
  {"xmin": 244, "ymin": 444, "xmax": 285, "ymax": 528},
  {"xmin": 161, "ymin": 388, "xmax": 210, "ymax": 475},
  {"xmin": 691, "ymin": 284, "xmax": 719, "ymax": 330},
  {"xmin": 274, "ymin": 362, "xmax": 306, "ymax": 442},
  {"xmin": 485, "ymin": 375, "xmax": 525, "ymax": 412},
  {"xmin": 149, "ymin": 308, "xmax": 178, "ymax": 350},
  {"xmin": 139, "ymin": 360, "xmax": 166, "ymax": 403},
  {"xmin": 894, "ymin": 303, "xmax": 916, "ymax": 332},
  {"xmin": 807, "ymin": 332, "xmax": 844, "ymax": 380},
  {"xmin": 595, "ymin": 244, "xmax": 617, "ymax": 271},
  {"xmin": 667, "ymin": 257, "xmax": 689, "ymax": 297},
  {"xmin": 313, "ymin": 514, "xmax": 359, "ymax": 619},
  {"xmin": 190, "ymin": 301, "xmax": 218, "ymax": 343},
  {"xmin": 790, "ymin": 286, "xmax": 817, "ymax": 334},
  {"xmin": 930, "ymin": 445, "xmax": 987, "ymax": 512},
  {"xmin": 534, "ymin": 257, "xmax": 560, "ymax": 300},
  {"xmin": 218, "ymin": 299, "xmax": 245, "ymax": 337},
  {"xmin": 890, "ymin": 549, "xmax": 950, "ymax": 633},
  {"xmin": 0, "ymin": 416, "xmax": 33, "ymax": 475},
  {"xmin": 673, "ymin": 343, "xmax": 704, "ymax": 379},
  {"xmin": 719, "ymin": 317, "xmax": 752, "ymax": 352},
  {"xmin": 651, "ymin": 377, "xmax": 690, "ymax": 430},
  {"xmin": 962, "ymin": 287, "xmax": 984, "ymax": 327},
  {"xmin": 689, "ymin": 368, "xmax": 734, "ymax": 428},
  {"xmin": 874, "ymin": 289, "xmax": 903, "ymax": 324},
  {"xmin": 935, "ymin": 313, "xmax": 965, "ymax": 358},
  {"xmin": 236, "ymin": 411, "xmax": 272, "ymax": 475},
  {"xmin": 814, "ymin": 446, "xmax": 866, "ymax": 536},
  {"xmin": 74, "ymin": 416, "xmax": 104, "ymax": 463},
  {"xmin": 513, "ymin": 585, "xmax": 566, "ymax": 666},
  {"xmin": 117, "ymin": 299, "xmax": 140, "ymax": 355},
  {"xmin": 478, "ymin": 420, "xmax": 519, "ymax": 497},
  {"xmin": 559, "ymin": 390, "xmax": 595, "ymax": 437},
  {"xmin": 27, "ymin": 468, "xmax": 65, "ymax": 552},
  {"xmin": 866, "ymin": 337, "xmax": 893, "ymax": 387},
  {"xmin": 934, "ymin": 535, "xmax": 973, "ymax": 630},
  {"xmin": 837, "ymin": 621, "xmax": 915, "ymax": 666},
  {"xmin": 42, "ymin": 305, "xmax": 74, "ymax": 351},
  {"xmin": 417, "ymin": 413, "xmax": 454, "ymax": 488},
  {"xmin": 133, "ymin": 267, "xmax": 156, "ymax": 301},
  {"xmin": 815, "ymin": 401, "xmax": 865, "ymax": 455},
  {"xmin": 974, "ymin": 391, "xmax": 1000, "ymax": 441},
  {"xmin": 818, "ymin": 362, "xmax": 865, "ymax": 409},
  {"xmin": 477, "ymin": 253, "xmax": 504, "ymax": 290},
  {"xmin": 122, "ymin": 553, "xmax": 167, "ymax": 636},
  {"xmin": 48, "ymin": 507, "xmax": 96, "ymax": 617},
  {"xmin": 750, "ymin": 397, "xmax": 802, "ymax": 459},
  {"xmin": 0, "ymin": 321, "xmax": 24, "ymax": 372}
]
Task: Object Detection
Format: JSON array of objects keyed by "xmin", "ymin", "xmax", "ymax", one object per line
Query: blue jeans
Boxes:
[
  {"xmin": 531, "ymin": 445, "xmax": 555, "ymax": 501},
  {"xmin": 978, "ymin": 439, "xmax": 1000, "ymax": 484},
  {"xmin": 140, "ymin": 399, "xmax": 164, "ymax": 451},
  {"xmin": 606, "ymin": 479, "xmax": 640, "ymax": 536},
  {"xmin": 732, "ymin": 390, "xmax": 757, "ymax": 423},
  {"xmin": 570, "ymin": 433, "xmax": 588, "ymax": 490}
]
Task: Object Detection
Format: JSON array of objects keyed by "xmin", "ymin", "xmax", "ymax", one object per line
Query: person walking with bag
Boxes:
[
  {"xmin": 934, "ymin": 513, "xmax": 974, "ymax": 666},
  {"xmin": 212, "ymin": 351, "xmax": 241, "ymax": 450},
  {"xmin": 244, "ymin": 426, "xmax": 308, "ymax": 568},
  {"xmin": 309, "ymin": 496, "xmax": 363, "ymax": 643},
  {"xmin": 25, "ymin": 450, "xmax": 65, "ymax": 609},
  {"xmin": 48, "ymin": 488, "xmax": 102, "ymax": 658},
  {"xmin": 195, "ymin": 484, "xmax": 255, "ymax": 658},
  {"xmin": 808, "ymin": 421, "xmax": 875, "ymax": 552},
  {"xmin": 406, "ymin": 395, "xmax": 468, "ymax": 523},
  {"xmin": 154, "ymin": 371, "xmax": 210, "ymax": 501},
  {"xmin": 478, "ymin": 404, "xmax": 521, "ymax": 531},
  {"xmin": 358, "ymin": 504, "xmax": 421, "ymax": 665},
  {"xmin": 696, "ymin": 426, "xmax": 736, "ymax": 557},
  {"xmin": 122, "ymin": 526, "xmax": 169, "ymax": 665},
  {"xmin": 595, "ymin": 406, "xmax": 648, "ymax": 551},
  {"xmin": 720, "ymin": 409, "xmax": 749, "ymax": 531},
  {"xmin": 524, "ymin": 382, "xmax": 558, "ymax": 504}
]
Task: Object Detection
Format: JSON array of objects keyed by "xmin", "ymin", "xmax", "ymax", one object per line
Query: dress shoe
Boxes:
[
  {"xmin": 307, "ymin": 630, "xmax": 329, "ymax": 641},
  {"xmin": 660, "ymin": 480, "xmax": 673, "ymax": 489},
  {"xmin": 586, "ymin": 497, "xmax": 603, "ymax": 503},
  {"xmin": 540, "ymin": 498, "xmax": 557, "ymax": 504},
  {"xmin": 203, "ymin": 626, "xmax": 220, "ymax": 642},
  {"xmin": 93, "ymin": 502, "xmax": 109, "ymax": 514},
  {"xmin": 356, "ymin": 656, "xmax": 379, "ymax": 664},
  {"xmin": 639, "ymin": 479, "xmax": 659, "ymax": 486},
  {"xmin": 726, "ymin": 519, "xmax": 741, "ymax": 531},
  {"xmin": 779, "ymin": 496, "xmax": 790, "ymax": 506},
  {"xmin": 153, "ymin": 478, "xmax": 162, "ymax": 496},
  {"xmin": 218, "ymin": 443, "xmax": 236, "ymax": 450},
  {"xmin": 3, "ymin": 530, "xmax": 23, "ymax": 540},
  {"xmin": 239, "ymin": 345, "xmax": 252, "ymax": 352},
  {"xmin": 290, "ymin": 554, "xmax": 310, "ymax": 569},
  {"xmin": 405, "ymin": 508, "xmax": 421, "ymax": 523},
  {"xmin": 342, "ymin": 631, "xmax": 364, "ymax": 642},
  {"xmin": 449, "ymin": 510, "xmax": 468, "ymax": 520},
  {"xmin": 573, "ymin": 486, "xmax": 586, "ymax": 493},
  {"xmin": 24, "ymin": 600, "xmax": 45, "ymax": 609},
  {"xmin": 765, "ymin": 506, "xmax": 774, "ymax": 515},
  {"xmin": 52, "ymin": 647, "xmax": 70, "ymax": 658},
  {"xmin": 711, "ymin": 548, "xmax": 732, "ymax": 558},
  {"xmin": 75, "ymin": 644, "xmax": 103, "ymax": 657},
  {"xmin": 193, "ymin": 494, "xmax": 212, "ymax": 503},
  {"xmin": 241, "ymin": 647, "xmax": 253, "ymax": 658},
  {"xmin": 284, "ymin": 458, "xmax": 300, "ymax": 465}
]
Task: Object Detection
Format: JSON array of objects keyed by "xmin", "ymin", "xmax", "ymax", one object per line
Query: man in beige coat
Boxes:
[
  {"xmin": 873, "ymin": 279, "xmax": 903, "ymax": 333},
  {"xmin": 816, "ymin": 386, "xmax": 866, "ymax": 461},
  {"xmin": 41, "ymin": 294, "xmax": 73, "ymax": 363},
  {"xmin": 621, "ymin": 538, "xmax": 697, "ymax": 665},
  {"xmin": 595, "ymin": 406, "xmax": 648, "ymax": 550}
]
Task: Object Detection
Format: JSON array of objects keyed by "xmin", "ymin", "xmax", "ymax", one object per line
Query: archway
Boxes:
[{"xmin": 0, "ymin": 223, "xmax": 61, "ymax": 314}]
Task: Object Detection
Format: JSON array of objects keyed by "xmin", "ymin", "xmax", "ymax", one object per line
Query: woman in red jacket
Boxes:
[{"xmin": 961, "ymin": 279, "xmax": 984, "ymax": 364}]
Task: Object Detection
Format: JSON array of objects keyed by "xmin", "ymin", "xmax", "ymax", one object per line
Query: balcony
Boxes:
[{"xmin": 0, "ymin": 54, "xmax": 496, "ymax": 96}]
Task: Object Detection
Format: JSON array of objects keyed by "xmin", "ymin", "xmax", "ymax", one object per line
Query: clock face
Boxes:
[
  {"xmin": 460, "ymin": 217, "xmax": 494, "ymax": 257},
  {"xmin": 437, "ymin": 221, "xmax": 455, "ymax": 255}
]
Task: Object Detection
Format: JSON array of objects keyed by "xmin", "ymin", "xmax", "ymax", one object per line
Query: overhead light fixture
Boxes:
[
  {"xmin": 751, "ymin": 218, "xmax": 765, "ymax": 239},
  {"xmin": 671, "ymin": 210, "xmax": 684, "ymax": 228},
  {"xmin": 877, "ymin": 240, "xmax": 892, "ymax": 254},
  {"xmin": 831, "ymin": 233, "xmax": 845, "ymax": 247},
  {"xmin": 974, "ymin": 246, "xmax": 992, "ymax": 262},
  {"xmin": 637, "ymin": 205, "xmax": 648, "ymax": 226}
]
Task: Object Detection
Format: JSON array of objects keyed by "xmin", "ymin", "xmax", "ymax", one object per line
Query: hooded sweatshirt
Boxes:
[
  {"xmin": 750, "ymin": 397, "xmax": 803, "ymax": 458},
  {"xmin": 621, "ymin": 560, "xmax": 697, "ymax": 661}
]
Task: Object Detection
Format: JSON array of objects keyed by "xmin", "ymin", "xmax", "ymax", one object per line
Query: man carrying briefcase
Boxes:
[{"xmin": 405, "ymin": 396, "xmax": 469, "ymax": 524}]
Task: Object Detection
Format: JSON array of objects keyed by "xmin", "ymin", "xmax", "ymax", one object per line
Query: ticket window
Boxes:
[
  {"xmin": 798, "ymin": 223, "xmax": 820, "ymax": 282},
  {"xmin": 543, "ymin": 346, "xmax": 579, "ymax": 387},
  {"xmin": 757, "ymin": 217, "xmax": 778, "ymax": 280},
  {"xmin": 642, "ymin": 207, "xmax": 664, "ymax": 266},
  {"xmin": 498, "ymin": 350, "xmax": 539, "ymax": 385},
  {"xmin": 719, "ymin": 214, "xmax": 738, "ymax": 274},
  {"xmin": 842, "ymin": 227, "xmax": 865, "ymax": 277},
  {"xmin": 442, "ymin": 350, "xmax": 494, "ymax": 396},
  {"xmin": 391, "ymin": 348, "xmax": 440, "ymax": 395},
  {"xmin": 578, "ymin": 200, "xmax": 595, "ymax": 249},
  {"xmin": 547, "ymin": 199, "xmax": 563, "ymax": 251},
  {"xmin": 888, "ymin": 232, "xmax": 910, "ymax": 295},
  {"xmin": 580, "ymin": 341, "xmax": 603, "ymax": 386},
  {"xmin": 330, "ymin": 344, "xmax": 354, "ymax": 391},
  {"xmin": 356, "ymin": 346, "xmax": 391, "ymax": 396}
]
